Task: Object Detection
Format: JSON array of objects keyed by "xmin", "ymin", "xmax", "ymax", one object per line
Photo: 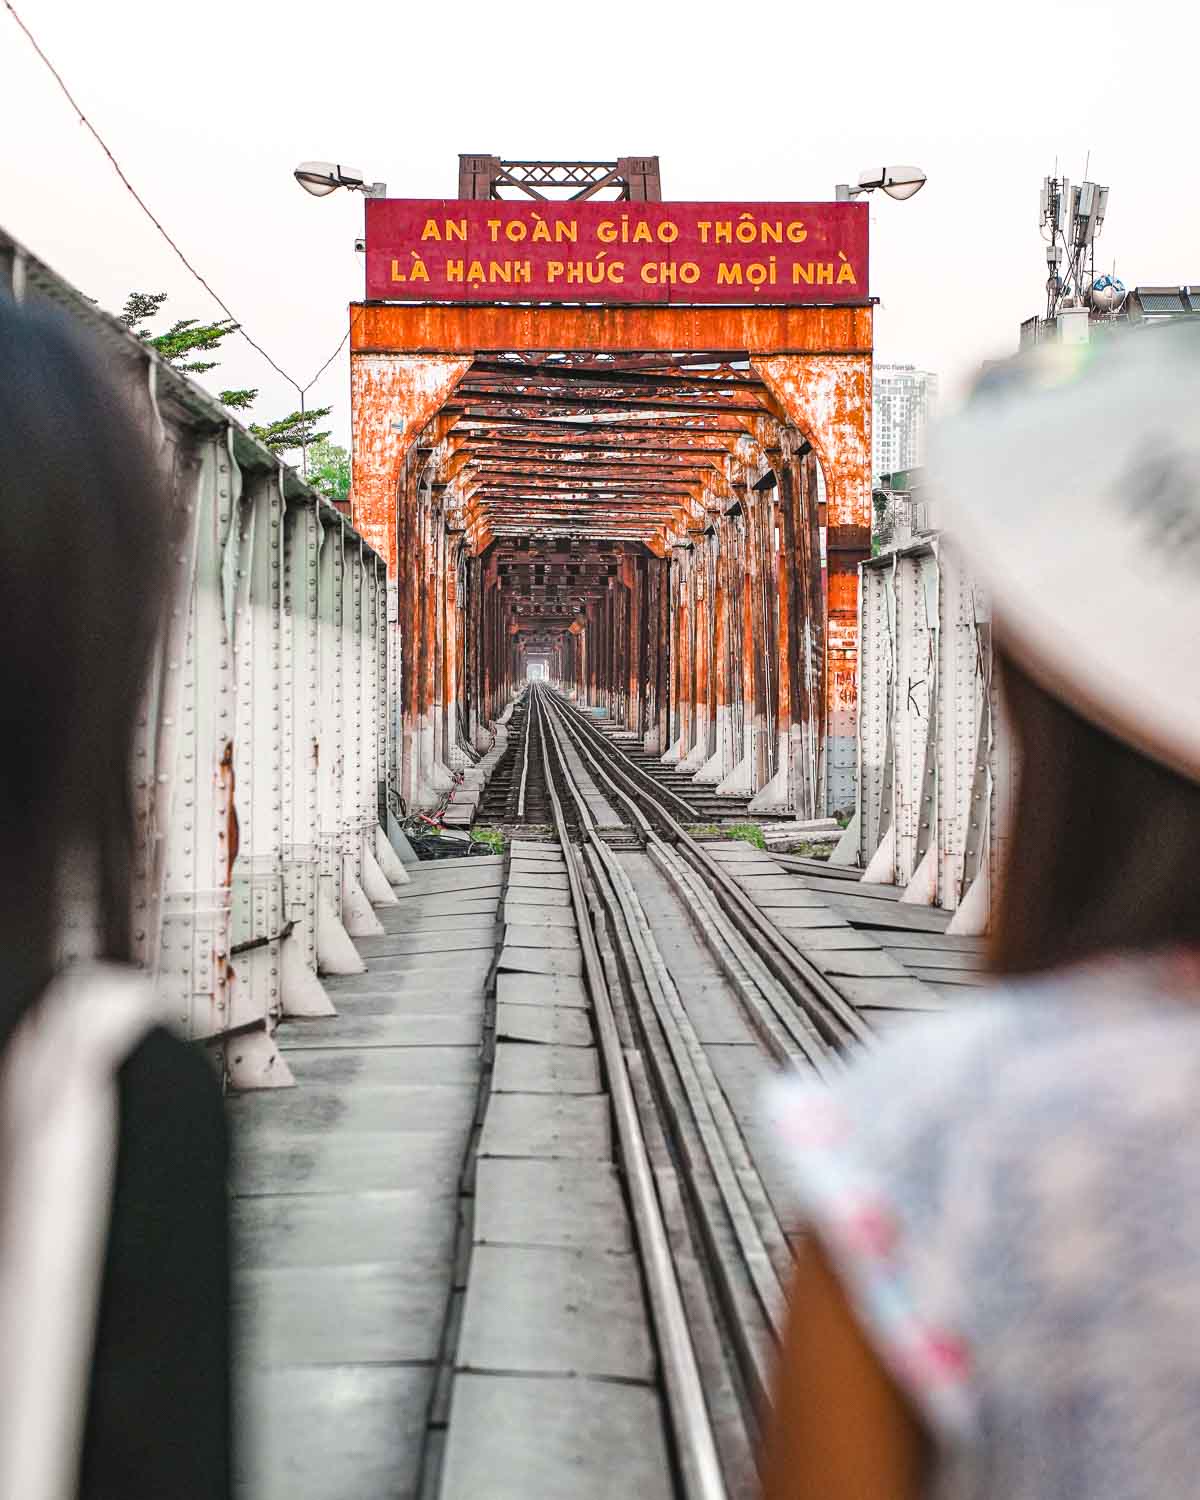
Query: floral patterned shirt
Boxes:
[{"xmin": 767, "ymin": 957, "xmax": 1200, "ymax": 1500}]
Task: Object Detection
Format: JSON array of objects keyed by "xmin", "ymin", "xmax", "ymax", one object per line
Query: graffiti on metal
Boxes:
[{"xmin": 365, "ymin": 200, "xmax": 868, "ymax": 305}]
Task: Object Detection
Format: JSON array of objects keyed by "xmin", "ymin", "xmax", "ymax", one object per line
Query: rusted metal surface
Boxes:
[
  {"xmin": 349, "ymin": 302, "xmax": 872, "ymax": 355},
  {"xmin": 752, "ymin": 354, "xmax": 872, "ymax": 809},
  {"xmin": 365, "ymin": 200, "xmax": 867, "ymax": 305},
  {"xmin": 349, "ymin": 170, "xmax": 873, "ymax": 819},
  {"xmin": 349, "ymin": 354, "xmax": 471, "ymax": 570}
]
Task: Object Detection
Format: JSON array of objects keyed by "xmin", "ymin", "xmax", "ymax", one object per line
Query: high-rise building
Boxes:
[{"xmin": 872, "ymin": 364, "xmax": 938, "ymax": 481}]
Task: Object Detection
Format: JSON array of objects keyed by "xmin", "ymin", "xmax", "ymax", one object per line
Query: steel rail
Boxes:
[
  {"xmin": 533, "ymin": 689, "xmax": 791, "ymax": 1422},
  {"xmin": 531, "ymin": 691, "xmax": 728, "ymax": 1500},
  {"xmin": 516, "ymin": 686, "xmax": 533, "ymax": 820},
  {"xmin": 544, "ymin": 689, "xmax": 872, "ymax": 1054},
  {"xmin": 539, "ymin": 694, "xmax": 848, "ymax": 1075}
]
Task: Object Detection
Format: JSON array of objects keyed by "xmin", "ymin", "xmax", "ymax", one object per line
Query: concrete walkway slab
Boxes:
[
  {"xmin": 377, "ymin": 895, "xmax": 500, "ymax": 922},
  {"xmin": 230, "ymin": 855, "xmax": 494, "ymax": 1500},
  {"xmin": 510, "ymin": 841, "xmax": 565, "ymax": 858},
  {"xmin": 508, "ymin": 869, "xmax": 570, "ymax": 891},
  {"xmin": 457, "ymin": 1244, "xmax": 654, "ymax": 1380},
  {"xmin": 496, "ymin": 1002, "xmax": 592, "ymax": 1047},
  {"xmin": 236, "ymin": 1261, "xmax": 447, "ymax": 1364},
  {"xmin": 349, "ymin": 932, "xmax": 498, "ymax": 958},
  {"xmin": 501, "ymin": 885, "xmax": 571, "ymax": 907},
  {"xmin": 478, "ymin": 1093, "xmax": 611, "ymax": 1160},
  {"xmin": 492, "ymin": 1042, "xmax": 601, "ymax": 1094},
  {"xmin": 310, "ymin": 988, "xmax": 482, "ymax": 1018},
  {"xmin": 232, "ymin": 1188, "xmax": 457, "ymax": 1269},
  {"xmin": 474, "ymin": 1159, "xmax": 629, "ymax": 1252},
  {"xmin": 439, "ymin": 1375, "xmax": 672, "ymax": 1500},
  {"xmin": 498, "ymin": 946, "xmax": 583, "ymax": 977},
  {"xmin": 231, "ymin": 1130, "xmax": 465, "ymax": 1198},
  {"xmin": 503, "ymin": 901, "xmax": 577, "ymax": 927},
  {"xmin": 230, "ymin": 1081, "xmax": 478, "ymax": 1138},
  {"xmin": 495, "ymin": 971, "xmax": 589, "ymax": 1008},
  {"xmin": 283, "ymin": 1045, "xmax": 478, "ymax": 1088},
  {"xmin": 236, "ymin": 1366, "xmax": 428, "ymax": 1500},
  {"xmin": 279, "ymin": 1012, "xmax": 483, "ymax": 1049},
  {"xmin": 503, "ymin": 922, "xmax": 580, "ymax": 951}
]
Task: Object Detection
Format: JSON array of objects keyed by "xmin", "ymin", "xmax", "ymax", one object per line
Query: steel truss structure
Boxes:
[
  {"xmin": 350, "ymin": 298, "xmax": 875, "ymax": 822},
  {"xmin": 458, "ymin": 154, "xmax": 662, "ymax": 201},
  {"xmin": 1, "ymin": 226, "xmax": 404, "ymax": 1089}
]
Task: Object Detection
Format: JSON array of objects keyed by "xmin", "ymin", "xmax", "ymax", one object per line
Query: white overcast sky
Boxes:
[{"xmin": 2, "ymin": 0, "xmax": 1193, "ymax": 448}]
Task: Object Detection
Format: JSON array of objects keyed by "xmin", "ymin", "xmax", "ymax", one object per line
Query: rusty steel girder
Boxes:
[{"xmin": 349, "ymin": 300, "xmax": 871, "ymax": 816}]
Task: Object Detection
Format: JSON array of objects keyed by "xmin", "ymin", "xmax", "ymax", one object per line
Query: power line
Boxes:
[{"xmin": 4, "ymin": 0, "xmax": 351, "ymax": 402}]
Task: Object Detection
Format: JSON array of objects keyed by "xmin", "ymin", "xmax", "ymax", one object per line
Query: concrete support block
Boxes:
[
  {"xmin": 861, "ymin": 824, "xmax": 896, "ymax": 886},
  {"xmin": 280, "ymin": 925, "xmax": 337, "ymax": 1018},
  {"xmin": 316, "ymin": 887, "xmax": 366, "ymax": 974},
  {"xmin": 692, "ymin": 707, "xmax": 734, "ymax": 785},
  {"xmin": 899, "ymin": 845, "xmax": 938, "ymax": 906},
  {"xmin": 692, "ymin": 747, "xmax": 728, "ymax": 785},
  {"xmin": 661, "ymin": 735, "xmax": 685, "ymax": 765},
  {"xmin": 748, "ymin": 761, "xmax": 791, "ymax": 814},
  {"xmin": 947, "ymin": 858, "xmax": 990, "ymax": 936},
  {"xmin": 827, "ymin": 810, "xmax": 862, "ymax": 867},
  {"xmin": 361, "ymin": 840, "xmax": 400, "ymax": 906},
  {"xmin": 715, "ymin": 754, "xmax": 753, "ymax": 797},
  {"xmin": 342, "ymin": 866, "xmax": 386, "ymax": 936},
  {"xmin": 225, "ymin": 1027, "xmax": 295, "ymax": 1091},
  {"xmin": 386, "ymin": 813, "xmax": 420, "ymax": 867},
  {"xmin": 375, "ymin": 825, "xmax": 411, "ymax": 884},
  {"xmin": 679, "ymin": 743, "xmax": 709, "ymax": 774}
]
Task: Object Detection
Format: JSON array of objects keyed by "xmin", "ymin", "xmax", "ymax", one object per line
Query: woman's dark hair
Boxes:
[
  {"xmin": 0, "ymin": 298, "xmax": 168, "ymax": 1040},
  {"xmin": 990, "ymin": 647, "xmax": 1200, "ymax": 975}
]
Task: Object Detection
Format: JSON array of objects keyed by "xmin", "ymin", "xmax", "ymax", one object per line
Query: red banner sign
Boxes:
[{"xmin": 365, "ymin": 199, "xmax": 868, "ymax": 306}]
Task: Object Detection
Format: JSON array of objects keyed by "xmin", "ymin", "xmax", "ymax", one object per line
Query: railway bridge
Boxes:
[{"xmin": 1, "ymin": 160, "xmax": 1003, "ymax": 1499}]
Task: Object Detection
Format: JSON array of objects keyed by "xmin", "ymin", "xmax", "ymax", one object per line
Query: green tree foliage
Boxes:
[
  {"xmin": 305, "ymin": 438, "xmax": 351, "ymax": 502},
  {"xmin": 115, "ymin": 291, "xmax": 344, "ymax": 459},
  {"xmin": 248, "ymin": 407, "xmax": 333, "ymax": 457},
  {"xmin": 117, "ymin": 291, "xmax": 257, "ymax": 410}
]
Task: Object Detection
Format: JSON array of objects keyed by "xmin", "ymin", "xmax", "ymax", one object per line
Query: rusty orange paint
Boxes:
[
  {"xmin": 750, "ymin": 353, "xmax": 872, "ymax": 532},
  {"xmin": 349, "ymin": 353, "xmax": 472, "ymax": 572},
  {"xmin": 218, "ymin": 738, "xmax": 239, "ymax": 887},
  {"xmin": 350, "ymin": 303, "xmax": 872, "ymax": 356},
  {"xmin": 349, "ymin": 294, "xmax": 873, "ymax": 810},
  {"xmin": 751, "ymin": 351, "xmax": 872, "ymax": 738}
]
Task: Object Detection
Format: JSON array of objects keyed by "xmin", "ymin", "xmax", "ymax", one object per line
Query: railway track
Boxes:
[
  {"xmin": 476, "ymin": 685, "xmax": 779, "ymax": 832},
  {"xmin": 522, "ymin": 682, "xmax": 873, "ymax": 1500}
]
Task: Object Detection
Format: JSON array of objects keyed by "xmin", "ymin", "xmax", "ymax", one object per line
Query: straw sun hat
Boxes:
[{"xmin": 930, "ymin": 321, "xmax": 1200, "ymax": 784}]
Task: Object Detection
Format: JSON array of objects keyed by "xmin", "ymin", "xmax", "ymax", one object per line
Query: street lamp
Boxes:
[
  {"xmin": 290, "ymin": 161, "xmax": 387, "ymax": 482},
  {"xmin": 294, "ymin": 160, "xmax": 387, "ymax": 198},
  {"xmin": 836, "ymin": 166, "xmax": 927, "ymax": 202}
]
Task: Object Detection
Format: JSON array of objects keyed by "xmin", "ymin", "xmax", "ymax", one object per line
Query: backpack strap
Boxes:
[{"xmin": 0, "ymin": 965, "xmax": 158, "ymax": 1500}]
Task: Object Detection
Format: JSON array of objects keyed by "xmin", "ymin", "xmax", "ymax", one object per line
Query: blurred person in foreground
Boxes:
[
  {"xmin": 763, "ymin": 326, "xmax": 1200, "ymax": 1500},
  {"xmin": 0, "ymin": 298, "xmax": 229, "ymax": 1497}
]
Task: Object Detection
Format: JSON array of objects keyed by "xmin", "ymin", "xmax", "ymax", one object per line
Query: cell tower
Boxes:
[{"xmin": 1040, "ymin": 174, "xmax": 1110, "ymax": 320}]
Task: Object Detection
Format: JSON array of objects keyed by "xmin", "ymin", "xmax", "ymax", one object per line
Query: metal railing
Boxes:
[
  {"xmin": 1, "ymin": 225, "xmax": 402, "ymax": 1088},
  {"xmin": 853, "ymin": 535, "xmax": 1013, "ymax": 933}
]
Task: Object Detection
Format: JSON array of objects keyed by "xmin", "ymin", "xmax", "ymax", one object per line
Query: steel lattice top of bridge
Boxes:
[{"xmin": 457, "ymin": 154, "xmax": 662, "ymax": 201}]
